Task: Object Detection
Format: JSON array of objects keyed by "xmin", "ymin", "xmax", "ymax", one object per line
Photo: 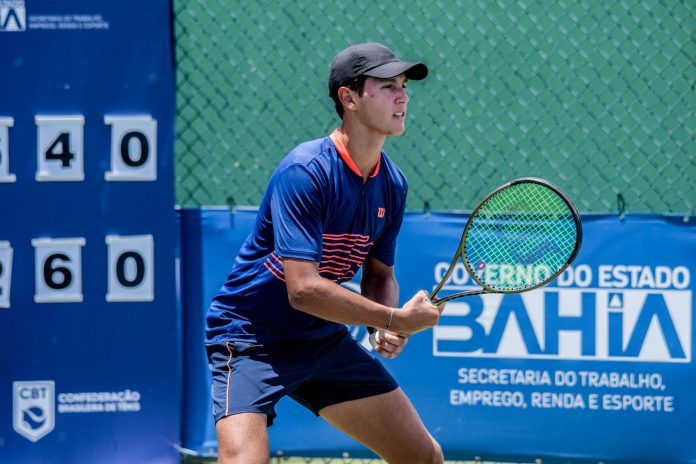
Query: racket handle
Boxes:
[{"xmin": 369, "ymin": 330, "xmax": 380, "ymax": 349}]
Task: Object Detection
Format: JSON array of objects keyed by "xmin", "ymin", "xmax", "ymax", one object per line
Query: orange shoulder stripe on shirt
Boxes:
[{"xmin": 330, "ymin": 129, "xmax": 381, "ymax": 179}]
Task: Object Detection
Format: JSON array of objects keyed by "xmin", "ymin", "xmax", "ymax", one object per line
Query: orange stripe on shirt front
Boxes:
[
  {"xmin": 322, "ymin": 234, "xmax": 370, "ymax": 242},
  {"xmin": 322, "ymin": 246, "xmax": 371, "ymax": 255},
  {"xmin": 323, "ymin": 242, "xmax": 373, "ymax": 249},
  {"xmin": 321, "ymin": 255, "xmax": 366, "ymax": 266}
]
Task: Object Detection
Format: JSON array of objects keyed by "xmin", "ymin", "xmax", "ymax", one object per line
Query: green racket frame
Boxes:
[{"xmin": 429, "ymin": 177, "xmax": 582, "ymax": 305}]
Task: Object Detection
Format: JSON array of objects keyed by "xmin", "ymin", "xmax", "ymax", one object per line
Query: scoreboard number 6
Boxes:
[{"xmin": 32, "ymin": 237, "xmax": 85, "ymax": 303}]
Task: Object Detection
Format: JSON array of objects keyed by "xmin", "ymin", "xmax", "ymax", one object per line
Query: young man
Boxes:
[{"xmin": 206, "ymin": 42, "xmax": 445, "ymax": 463}]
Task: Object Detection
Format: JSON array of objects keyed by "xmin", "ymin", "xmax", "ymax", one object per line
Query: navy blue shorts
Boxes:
[{"xmin": 206, "ymin": 330, "xmax": 398, "ymax": 426}]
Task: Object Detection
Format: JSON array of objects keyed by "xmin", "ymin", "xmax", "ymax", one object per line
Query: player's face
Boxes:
[{"xmin": 356, "ymin": 75, "xmax": 410, "ymax": 136}]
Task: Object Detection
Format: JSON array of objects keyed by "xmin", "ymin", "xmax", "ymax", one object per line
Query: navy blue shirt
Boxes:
[{"xmin": 206, "ymin": 133, "xmax": 408, "ymax": 344}]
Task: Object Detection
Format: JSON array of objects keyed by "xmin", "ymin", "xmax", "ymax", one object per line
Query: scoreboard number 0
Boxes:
[
  {"xmin": 106, "ymin": 235, "xmax": 154, "ymax": 302},
  {"xmin": 105, "ymin": 116, "xmax": 157, "ymax": 181}
]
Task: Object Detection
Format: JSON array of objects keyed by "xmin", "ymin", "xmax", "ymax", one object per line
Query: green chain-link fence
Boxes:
[
  {"xmin": 173, "ymin": 1, "xmax": 693, "ymax": 462},
  {"xmin": 174, "ymin": 0, "xmax": 694, "ymax": 217}
]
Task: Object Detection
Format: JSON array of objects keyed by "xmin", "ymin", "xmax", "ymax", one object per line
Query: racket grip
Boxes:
[{"xmin": 369, "ymin": 330, "xmax": 379, "ymax": 349}]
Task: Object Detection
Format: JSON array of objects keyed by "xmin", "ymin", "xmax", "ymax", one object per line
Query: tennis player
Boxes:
[{"xmin": 206, "ymin": 42, "xmax": 445, "ymax": 463}]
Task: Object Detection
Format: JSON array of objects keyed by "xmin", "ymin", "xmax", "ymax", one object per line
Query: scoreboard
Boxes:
[{"xmin": 0, "ymin": 1, "xmax": 180, "ymax": 462}]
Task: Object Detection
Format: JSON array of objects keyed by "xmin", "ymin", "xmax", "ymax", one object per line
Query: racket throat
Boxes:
[
  {"xmin": 433, "ymin": 289, "xmax": 487, "ymax": 305},
  {"xmin": 428, "ymin": 248, "xmax": 466, "ymax": 302}
]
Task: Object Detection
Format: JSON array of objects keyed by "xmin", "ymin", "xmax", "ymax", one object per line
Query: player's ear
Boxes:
[{"xmin": 338, "ymin": 87, "xmax": 357, "ymax": 112}]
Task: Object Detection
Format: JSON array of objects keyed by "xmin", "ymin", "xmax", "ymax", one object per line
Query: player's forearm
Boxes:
[
  {"xmin": 361, "ymin": 273, "xmax": 399, "ymax": 309},
  {"xmin": 287, "ymin": 276, "xmax": 395, "ymax": 330}
]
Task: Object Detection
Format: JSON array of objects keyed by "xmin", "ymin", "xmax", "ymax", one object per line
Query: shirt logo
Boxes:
[{"xmin": 377, "ymin": 207, "xmax": 385, "ymax": 218}]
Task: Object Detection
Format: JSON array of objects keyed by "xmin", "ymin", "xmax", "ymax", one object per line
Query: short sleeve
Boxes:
[{"xmin": 270, "ymin": 163, "xmax": 325, "ymax": 262}]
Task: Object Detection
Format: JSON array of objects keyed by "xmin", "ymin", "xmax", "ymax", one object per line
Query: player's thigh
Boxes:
[
  {"xmin": 319, "ymin": 387, "xmax": 443, "ymax": 464},
  {"xmin": 216, "ymin": 412, "xmax": 270, "ymax": 464}
]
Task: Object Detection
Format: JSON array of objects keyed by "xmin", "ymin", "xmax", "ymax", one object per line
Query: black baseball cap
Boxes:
[{"xmin": 328, "ymin": 42, "xmax": 428, "ymax": 96}]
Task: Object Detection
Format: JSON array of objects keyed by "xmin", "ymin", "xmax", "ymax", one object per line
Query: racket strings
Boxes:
[{"xmin": 464, "ymin": 182, "xmax": 577, "ymax": 291}]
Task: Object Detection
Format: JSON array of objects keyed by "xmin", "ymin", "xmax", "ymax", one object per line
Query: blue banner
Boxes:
[
  {"xmin": 0, "ymin": 1, "xmax": 179, "ymax": 462},
  {"xmin": 180, "ymin": 209, "xmax": 695, "ymax": 463}
]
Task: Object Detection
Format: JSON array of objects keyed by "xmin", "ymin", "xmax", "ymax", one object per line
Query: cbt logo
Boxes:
[
  {"xmin": 13, "ymin": 381, "xmax": 55, "ymax": 442},
  {"xmin": 0, "ymin": 0, "xmax": 26, "ymax": 32}
]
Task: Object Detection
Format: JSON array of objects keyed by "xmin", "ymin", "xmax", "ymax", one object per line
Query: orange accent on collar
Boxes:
[{"xmin": 330, "ymin": 129, "xmax": 381, "ymax": 179}]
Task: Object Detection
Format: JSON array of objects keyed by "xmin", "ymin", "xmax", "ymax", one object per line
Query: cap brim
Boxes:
[{"xmin": 363, "ymin": 61, "xmax": 428, "ymax": 80}]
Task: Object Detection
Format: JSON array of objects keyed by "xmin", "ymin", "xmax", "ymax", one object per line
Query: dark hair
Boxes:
[{"xmin": 330, "ymin": 74, "xmax": 368, "ymax": 118}]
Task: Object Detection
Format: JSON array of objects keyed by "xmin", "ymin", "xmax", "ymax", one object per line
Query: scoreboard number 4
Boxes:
[{"xmin": 36, "ymin": 116, "xmax": 85, "ymax": 181}]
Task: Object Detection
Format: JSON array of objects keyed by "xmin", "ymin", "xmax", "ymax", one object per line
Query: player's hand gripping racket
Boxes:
[{"xmin": 429, "ymin": 178, "xmax": 582, "ymax": 305}]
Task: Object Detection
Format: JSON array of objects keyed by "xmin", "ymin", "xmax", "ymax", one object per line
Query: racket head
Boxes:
[{"xmin": 460, "ymin": 177, "xmax": 582, "ymax": 293}]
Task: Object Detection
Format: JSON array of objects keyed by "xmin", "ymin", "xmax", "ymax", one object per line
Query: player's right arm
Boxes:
[
  {"xmin": 284, "ymin": 258, "xmax": 441, "ymax": 334},
  {"xmin": 271, "ymin": 158, "xmax": 441, "ymax": 333}
]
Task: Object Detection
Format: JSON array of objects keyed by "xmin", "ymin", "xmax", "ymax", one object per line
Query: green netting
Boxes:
[{"xmin": 174, "ymin": 0, "xmax": 695, "ymax": 214}]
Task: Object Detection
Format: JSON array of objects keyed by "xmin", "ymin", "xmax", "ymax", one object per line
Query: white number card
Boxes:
[
  {"xmin": 106, "ymin": 235, "xmax": 154, "ymax": 302},
  {"xmin": 0, "ymin": 117, "xmax": 16, "ymax": 183},
  {"xmin": 0, "ymin": 241, "xmax": 13, "ymax": 308},
  {"xmin": 32, "ymin": 237, "xmax": 85, "ymax": 303},
  {"xmin": 104, "ymin": 115, "xmax": 157, "ymax": 181},
  {"xmin": 35, "ymin": 115, "xmax": 85, "ymax": 181}
]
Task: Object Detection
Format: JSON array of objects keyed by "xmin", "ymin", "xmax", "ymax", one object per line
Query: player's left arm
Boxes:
[{"xmin": 361, "ymin": 255, "xmax": 409, "ymax": 359}]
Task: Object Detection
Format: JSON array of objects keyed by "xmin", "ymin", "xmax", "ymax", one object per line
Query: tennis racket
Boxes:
[{"xmin": 429, "ymin": 177, "xmax": 582, "ymax": 305}]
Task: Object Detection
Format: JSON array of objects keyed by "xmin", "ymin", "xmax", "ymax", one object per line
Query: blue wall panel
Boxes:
[{"xmin": 180, "ymin": 210, "xmax": 695, "ymax": 463}]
